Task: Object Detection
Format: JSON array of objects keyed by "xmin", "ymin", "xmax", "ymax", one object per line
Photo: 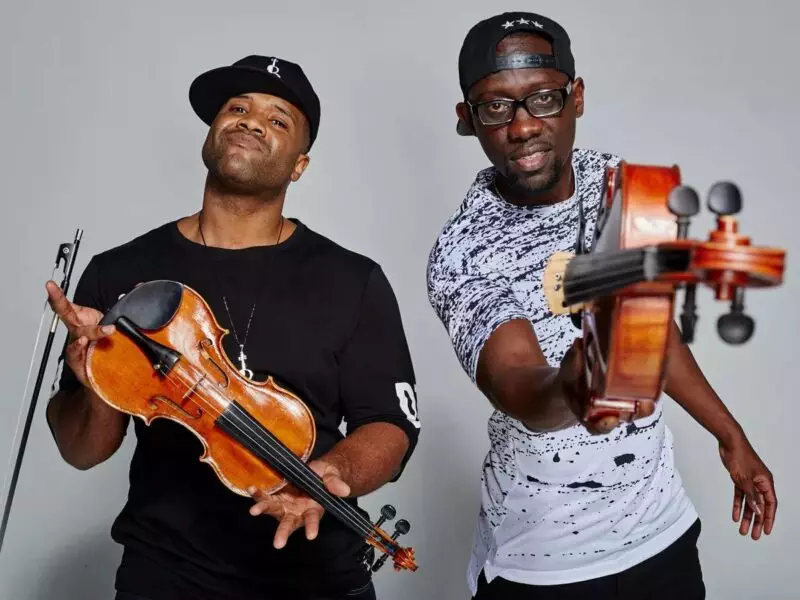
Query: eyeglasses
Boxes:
[{"xmin": 468, "ymin": 81, "xmax": 573, "ymax": 127}]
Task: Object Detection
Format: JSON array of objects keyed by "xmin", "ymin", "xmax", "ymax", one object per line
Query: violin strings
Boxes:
[
  {"xmin": 210, "ymin": 395, "xmax": 377, "ymax": 536},
  {"xmin": 221, "ymin": 402, "xmax": 392, "ymax": 548},
  {"xmin": 563, "ymin": 264, "xmax": 649, "ymax": 290},
  {"xmin": 162, "ymin": 369, "xmax": 379, "ymax": 540},
  {"xmin": 151, "ymin": 365, "xmax": 391, "ymax": 550},
  {"xmin": 564, "ymin": 247, "xmax": 692, "ymax": 290},
  {"xmin": 565, "ymin": 274, "xmax": 654, "ymax": 305},
  {"xmin": 572, "ymin": 250, "xmax": 645, "ymax": 267},
  {"xmin": 165, "ymin": 374, "xmax": 388, "ymax": 549},
  {"xmin": 565, "ymin": 254, "xmax": 648, "ymax": 284}
]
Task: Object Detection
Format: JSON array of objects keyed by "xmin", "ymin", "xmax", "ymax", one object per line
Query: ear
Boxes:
[
  {"xmin": 456, "ymin": 102, "xmax": 476, "ymax": 136},
  {"xmin": 290, "ymin": 153, "xmax": 310, "ymax": 182},
  {"xmin": 573, "ymin": 77, "xmax": 585, "ymax": 119}
]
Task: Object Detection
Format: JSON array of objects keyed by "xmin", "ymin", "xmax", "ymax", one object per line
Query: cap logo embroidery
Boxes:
[
  {"xmin": 502, "ymin": 18, "xmax": 545, "ymax": 30},
  {"xmin": 266, "ymin": 58, "xmax": 281, "ymax": 78}
]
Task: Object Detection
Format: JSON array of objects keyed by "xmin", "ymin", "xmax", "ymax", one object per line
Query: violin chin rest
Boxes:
[{"xmin": 100, "ymin": 280, "xmax": 184, "ymax": 330}]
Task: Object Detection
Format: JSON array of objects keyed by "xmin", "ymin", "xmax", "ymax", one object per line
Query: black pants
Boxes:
[
  {"xmin": 115, "ymin": 580, "xmax": 377, "ymax": 600},
  {"xmin": 474, "ymin": 519, "xmax": 705, "ymax": 599}
]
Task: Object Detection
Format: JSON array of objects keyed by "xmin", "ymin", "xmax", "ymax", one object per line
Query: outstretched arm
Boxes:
[
  {"xmin": 428, "ymin": 257, "xmax": 594, "ymax": 433},
  {"xmin": 664, "ymin": 322, "xmax": 776, "ymax": 540},
  {"xmin": 476, "ymin": 319, "xmax": 582, "ymax": 432}
]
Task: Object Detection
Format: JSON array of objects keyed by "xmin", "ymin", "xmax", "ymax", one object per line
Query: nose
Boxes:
[
  {"xmin": 507, "ymin": 105, "xmax": 544, "ymax": 142},
  {"xmin": 237, "ymin": 116, "xmax": 265, "ymax": 137}
]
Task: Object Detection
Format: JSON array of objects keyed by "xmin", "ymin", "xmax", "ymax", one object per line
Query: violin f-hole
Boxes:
[
  {"xmin": 150, "ymin": 394, "xmax": 203, "ymax": 420},
  {"xmin": 198, "ymin": 339, "xmax": 230, "ymax": 388}
]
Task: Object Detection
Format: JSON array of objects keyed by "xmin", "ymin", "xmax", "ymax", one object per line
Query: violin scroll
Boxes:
[
  {"xmin": 372, "ymin": 518, "xmax": 414, "ymax": 572},
  {"xmin": 360, "ymin": 504, "xmax": 417, "ymax": 573},
  {"xmin": 706, "ymin": 182, "xmax": 750, "ymax": 344},
  {"xmin": 679, "ymin": 179, "xmax": 784, "ymax": 345}
]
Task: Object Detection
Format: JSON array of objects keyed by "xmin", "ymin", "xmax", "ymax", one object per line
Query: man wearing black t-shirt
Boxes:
[{"xmin": 44, "ymin": 55, "xmax": 420, "ymax": 600}]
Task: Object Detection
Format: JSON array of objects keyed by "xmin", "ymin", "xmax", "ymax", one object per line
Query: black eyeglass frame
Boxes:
[{"xmin": 467, "ymin": 81, "xmax": 574, "ymax": 127}]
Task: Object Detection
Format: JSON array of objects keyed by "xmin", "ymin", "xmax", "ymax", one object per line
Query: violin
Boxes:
[
  {"xmin": 543, "ymin": 162, "xmax": 786, "ymax": 429},
  {"xmin": 83, "ymin": 280, "xmax": 417, "ymax": 572}
]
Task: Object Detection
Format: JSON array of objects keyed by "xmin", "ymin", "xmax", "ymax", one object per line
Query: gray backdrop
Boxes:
[{"xmin": 1, "ymin": 1, "xmax": 797, "ymax": 598}]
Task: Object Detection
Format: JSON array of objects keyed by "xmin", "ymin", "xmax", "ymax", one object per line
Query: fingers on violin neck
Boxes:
[{"xmin": 589, "ymin": 415, "xmax": 620, "ymax": 434}]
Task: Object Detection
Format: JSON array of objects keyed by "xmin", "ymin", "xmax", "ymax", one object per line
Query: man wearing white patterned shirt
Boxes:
[{"xmin": 427, "ymin": 11, "xmax": 777, "ymax": 600}]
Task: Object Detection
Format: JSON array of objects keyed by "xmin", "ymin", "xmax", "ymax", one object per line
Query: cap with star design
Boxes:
[{"xmin": 458, "ymin": 11, "xmax": 575, "ymax": 97}]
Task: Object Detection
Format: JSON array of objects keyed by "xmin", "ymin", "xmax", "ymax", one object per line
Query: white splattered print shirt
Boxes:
[{"xmin": 427, "ymin": 148, "xmax": 698, "ymax": 592}]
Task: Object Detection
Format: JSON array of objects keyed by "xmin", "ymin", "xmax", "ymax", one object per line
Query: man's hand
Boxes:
[
  {"xmin": 662, "ymin": 320, "xmax": 777, "ymax": 540},
  {"xmin": 248, "ymin": 459, "xmax": 350, "ymax": 549},
  {"xmin": 45, "ymin": 280, "xmax": 130, "ymax": 470},
  {"xmin": 558, "ymin": 338, "xmax": 621, "ymax": 435},
  {"xmin": 46, "ymin": 280, "xmax": 113, "ymax": 388},
  {"xmin": 719, "ymin": 435, "xmax": 777, "ymax": 540}
]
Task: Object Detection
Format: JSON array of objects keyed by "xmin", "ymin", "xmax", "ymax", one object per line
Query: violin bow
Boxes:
[{"xmin": 0, "ymin": 228, "xmax": 83, "ymax": 554}]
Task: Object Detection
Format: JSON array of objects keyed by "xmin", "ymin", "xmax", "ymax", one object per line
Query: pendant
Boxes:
[{"xmin": 237, "ymin": 344, "xmax": 254, "ymax": 380}]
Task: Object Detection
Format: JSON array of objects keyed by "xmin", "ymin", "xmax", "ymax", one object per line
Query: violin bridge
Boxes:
[
  {"xmin": 183, "ymin": 373, "xmax": 207, "ymax": 401},
  {"xmin": 543, "ymin": 251, "xmax": 584, "ymax": 315}
]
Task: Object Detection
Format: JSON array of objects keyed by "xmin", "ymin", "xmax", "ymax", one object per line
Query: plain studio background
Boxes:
[{"xmin": 1, "ymin": 0, "xmax": 797, "ymax": 598}]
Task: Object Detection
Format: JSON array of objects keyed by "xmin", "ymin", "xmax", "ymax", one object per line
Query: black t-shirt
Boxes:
[{"xmin": 55, "ymin": 219, "xmax": 420, "ymax": 600}]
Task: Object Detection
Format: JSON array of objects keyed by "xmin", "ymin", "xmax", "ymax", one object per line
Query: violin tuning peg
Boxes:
[
  {"xmin": 394, "ymin": 519, "xmax": 411, "ymax": 536},
  {"xmin": 667, "ymin": 186, "xmax": 700, "ymax": 240},
  {"xmin": 667, "ymin": 185, "xmax": 701, "ymax": 218},
  {"xmin": 679, "ymin": 283, "xmax": 698, "ymax": 344},
  {"xmin": 717, "ymin": 287, "xmax": 755, "ymax": 344},
  {"xmin": 707, "ymin": 181, "xmax": 742, "ymax": 217},
  {"xmin": 717, "ymin": 312, "xmax": 754, "ymax": 345},
  {"xmin": 374, "ymin": 504, "xmax": 397, "ymax": 529},
  {"xmin": 358, "ymin": 545, "xmax": 376, "ymax": 571}
]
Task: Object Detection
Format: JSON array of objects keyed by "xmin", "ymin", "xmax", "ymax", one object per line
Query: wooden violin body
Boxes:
[
  {"xmin": 86, "ymin": 281, "xmax": 316, "ymax": 495},
  {"xmin": 84, "ymin": 280, "xmax": 417, "ymax": 572},
  {"xmin": 581, "ymin": 164, "xmax": 682, "ymax": 423},
  {"xmin": 543, "ymin": 162, "xmax": 786, "ymax": 427}
]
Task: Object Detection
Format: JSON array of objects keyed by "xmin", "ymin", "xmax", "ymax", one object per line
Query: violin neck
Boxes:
[
  {"xmin": 563, "ymin": 246, "xmax": 691, "ymax": 306},
  {"xmin": 215, "ymin": 402, "xmax": 384, "ymax": 545}
]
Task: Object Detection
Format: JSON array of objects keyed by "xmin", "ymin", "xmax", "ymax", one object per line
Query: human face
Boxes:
[
  {"xmin": 201, "ymin": 92, "xmax": 310, "ymax": 194},
  {"xmin": 457, "ymin": 34, "xmax": 584, "ymax": 203}
]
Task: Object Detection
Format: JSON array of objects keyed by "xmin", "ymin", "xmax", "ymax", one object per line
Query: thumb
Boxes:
[
  {"xmin": 66, "ymin": 336, "xmax": 88, "ymax": 361},
  {"xmin": 322, "ymin": 472, "xmax": 350, "ymax": 497},
  {"xmin": 586, "ymin": 415, "xmax": 620, "ymax": 435}
]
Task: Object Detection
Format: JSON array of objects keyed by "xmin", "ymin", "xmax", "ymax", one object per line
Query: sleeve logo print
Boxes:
[{"xmin": 395, "ymin": 383, "xmax": 421, "ymax": 429}]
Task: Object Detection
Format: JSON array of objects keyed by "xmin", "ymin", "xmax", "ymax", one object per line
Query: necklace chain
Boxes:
[{"xmin": 197, "ymin": 211, "xmax": 284, "ymax": 379}]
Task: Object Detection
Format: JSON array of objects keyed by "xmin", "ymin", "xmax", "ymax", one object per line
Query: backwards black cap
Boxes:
[
  {"xmin": 189, "ymin": 55, "xmax": 321, "ymax": 150},
  {"xmin": 458, "ymin": 12, "xmax": 575, "ymax": 96}
]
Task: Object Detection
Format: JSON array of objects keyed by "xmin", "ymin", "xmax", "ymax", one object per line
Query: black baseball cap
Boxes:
[
  {"xmin": 189, "ymin": 55, "xmax": 321, "ymax": 150},
  {"xmin": 458, "ymin": 12, "xmax": 575, "ymax": 97}
]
